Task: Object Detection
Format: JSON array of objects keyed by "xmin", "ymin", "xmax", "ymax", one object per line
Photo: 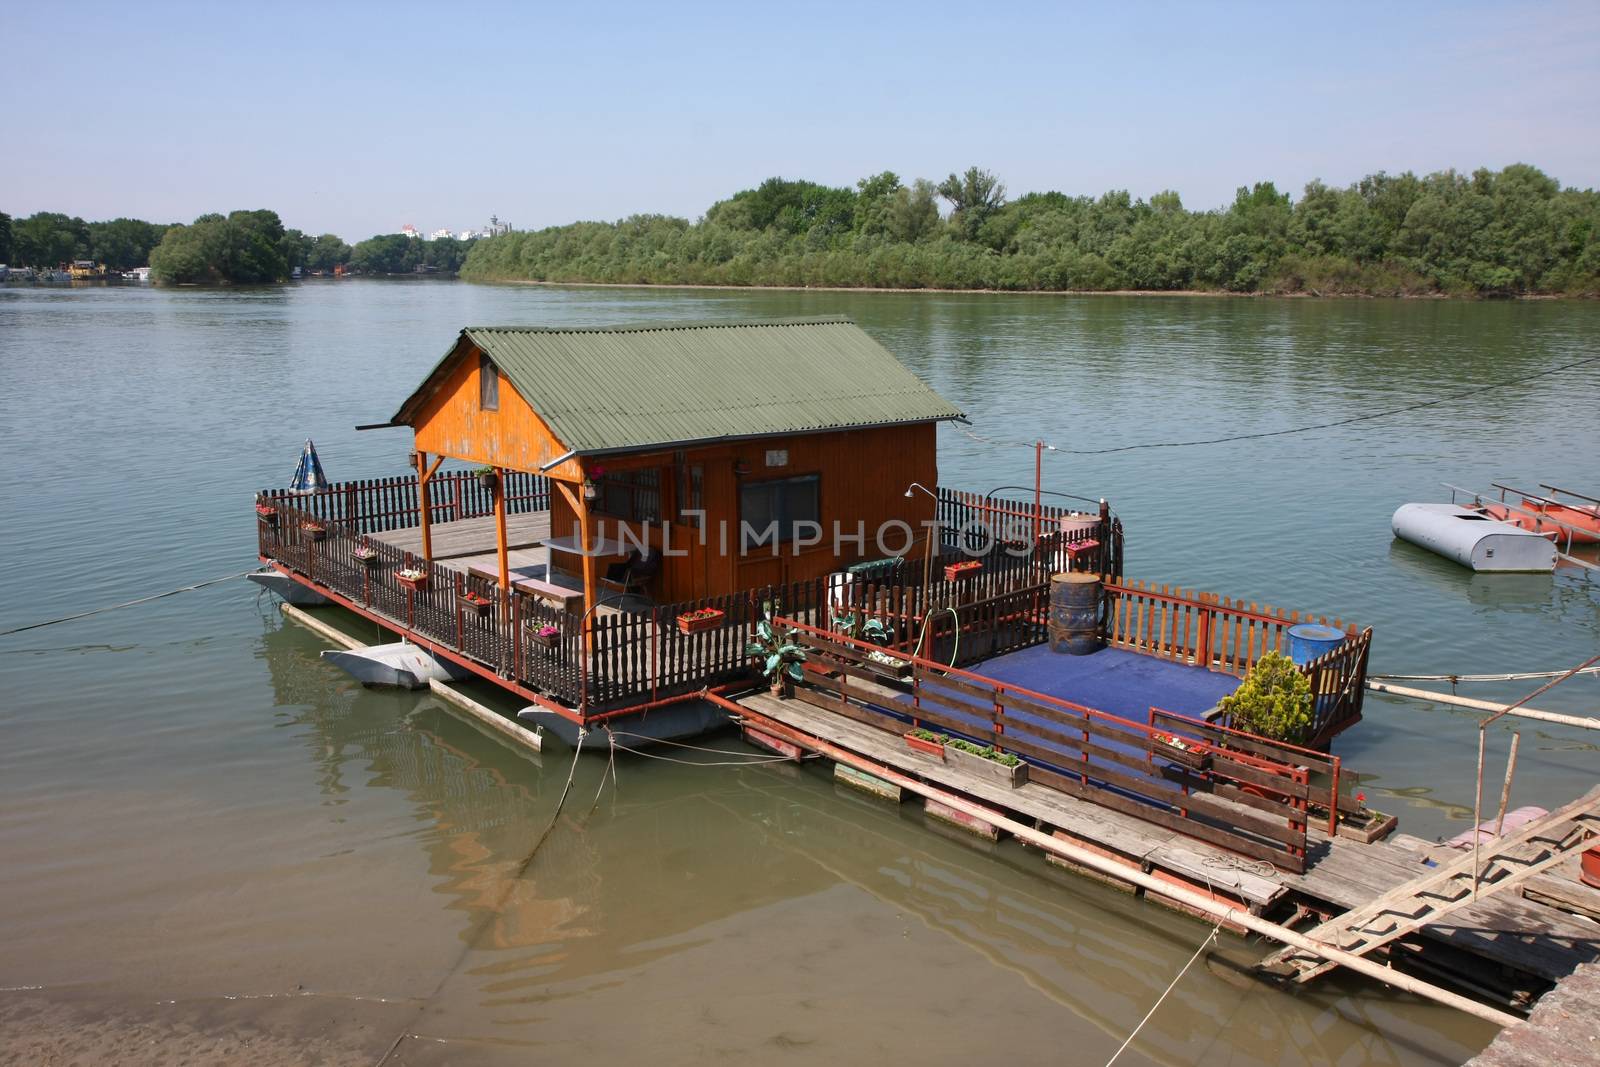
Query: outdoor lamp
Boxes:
[{"xmin": 582, "ymin": 478, "xmax": 597, "ymax": 503}]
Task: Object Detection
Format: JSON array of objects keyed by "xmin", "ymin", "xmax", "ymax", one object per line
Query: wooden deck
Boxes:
[
  {"xmin": 737, "ymin": 689, "xmax": 1600, "ymax": 1008},
  {"xmin": 369, "ymin": 510, "xmax": 553, "ymax": 572}
]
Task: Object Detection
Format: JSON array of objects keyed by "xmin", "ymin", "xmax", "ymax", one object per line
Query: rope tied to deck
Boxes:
[{"xmin": 0, "ymin": 568, "xmax": 259, "ymax": 637}]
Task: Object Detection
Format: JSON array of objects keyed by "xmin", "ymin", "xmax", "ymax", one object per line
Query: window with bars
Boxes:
[{"xmin": 597, "ymin": 467, "xmax": 661, "ymax": 523}]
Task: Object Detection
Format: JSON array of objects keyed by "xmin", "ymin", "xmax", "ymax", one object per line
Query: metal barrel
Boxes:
[{"xmin": 1048, "ymin": 572, "xmax": 1103, "ymax": 655}]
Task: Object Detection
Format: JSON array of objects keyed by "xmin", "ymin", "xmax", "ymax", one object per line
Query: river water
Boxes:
[{"xmin": 1, "ymin": 280, "xmax": 1596, "ymax": 1065}]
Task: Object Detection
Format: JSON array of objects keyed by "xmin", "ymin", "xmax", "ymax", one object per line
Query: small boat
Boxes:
[
  {"xmin": 1474, "ymin": 483, "xmax": 1600, "ymax": 546},
  {"xmin": 322, "ymin": 641, "xmax": 470, "ymax": 689},
  {"xmin": 1391, "ymin": 502, "xmax": 1556, "ymax": 572}
]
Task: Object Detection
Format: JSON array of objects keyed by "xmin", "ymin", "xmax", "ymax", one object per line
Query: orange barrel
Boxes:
[{"xmin": 1048, "ymin": 572, "xmax": 1103, "ymax": 655}]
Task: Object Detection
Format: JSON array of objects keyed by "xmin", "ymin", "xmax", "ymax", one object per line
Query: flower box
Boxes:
[
  {"xmin": 396, "ymin": 569, "xmax": 429, "ymax": 592},
  {"xmin": 944, "ymin": 741, "xmax": 1027, "ymax": 787},
  {"xmin": 301, "ymin": 520, "xmax": 327, "ymax": 542},
  {"xmin": 866, "ymin": 650, "xmax": 913, "ymax": 679},
  {"xmin": 904, "ymin": 732, "xmax": 946, "ymax": 759},
  {"xmin": 944, "ymin": 560, "xmax": 983, "ymax": 582},
  {"xmin": 677, "ymin": 607, "xmax": 724, "ymax": 635},
  {"xmin": 529, "ymin": 628, "xmax": 560, "ymax": 649},
  {"xmin": 1336, "ymin": 808, "xmax": 1398, "ymax": 844},
  {"xmin": 1151, "ymin": 733, "xmax": 1212, "ymax": 771},
  {"xmin": 459, "ymin": 591, "xmax": 493, "ymax": 618},
  {"xmin": 255, "ymin": 503, "xmax": 278, "ymax": 525}
]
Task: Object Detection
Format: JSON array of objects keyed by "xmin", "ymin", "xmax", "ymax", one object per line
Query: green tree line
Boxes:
[
  {"xmin": 460, "ymin": 164, "xmax": 1600, "ymax": 297},
  {"xmin": 1, "ymin": 207, "xmax": 473, "ymax": 284}
]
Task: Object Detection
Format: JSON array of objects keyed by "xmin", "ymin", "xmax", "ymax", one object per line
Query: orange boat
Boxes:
[{"xmin": 1478, "ymin": 484, "xmax": 1600, "ymax": 545}]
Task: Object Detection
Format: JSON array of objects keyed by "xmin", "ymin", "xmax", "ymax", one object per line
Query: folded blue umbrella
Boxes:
[{"xmin": 289, "ymin": 439, "xmax": 329, "ymax": 494}]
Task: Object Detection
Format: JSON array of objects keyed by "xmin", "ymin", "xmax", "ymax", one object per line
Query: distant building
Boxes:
[
  {"xmin": 400, "ymin": 224, "xmax": 420, "ymax": 239},
  {"xmin": 429, "ymin": 228, "xmax": 454, "ymax": 241}
]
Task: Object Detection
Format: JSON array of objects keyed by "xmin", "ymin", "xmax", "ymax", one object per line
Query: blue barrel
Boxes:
[{"xmin": 1287, "ymin": 623, "xmax": 1344, "ymax": 665}]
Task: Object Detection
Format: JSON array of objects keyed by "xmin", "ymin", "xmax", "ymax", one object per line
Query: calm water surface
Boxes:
[{"xmin": 2, "ymin": 281, "xmax": 1597, "ymax": 1064}]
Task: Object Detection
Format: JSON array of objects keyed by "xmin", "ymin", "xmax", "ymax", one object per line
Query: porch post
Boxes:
[
  {"xmin": 416, "ymin": 450, "xmax": 434, "ymax": 562},
  {"xmin": 578, "ymin": 490, "xmax": 598, "ymax": 645},
  {"xmin": 494, "ymin": 466, "xmax": 510, "ymax": 600}
]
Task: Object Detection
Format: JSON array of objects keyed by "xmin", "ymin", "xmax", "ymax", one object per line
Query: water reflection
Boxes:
[{"xmin": 255, "ymin": 615, "xmax": 1489, "ymax": 1065}]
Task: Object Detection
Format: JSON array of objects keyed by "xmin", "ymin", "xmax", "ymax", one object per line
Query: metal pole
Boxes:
[
  {"xmin": 1494, "ymin": 733, "xmax": 1522, "ymax": 836},
  {"xmin": 1473, "ymin": 727, "xmax": 1485, "ymax": 901},
  {"xmin": 1034, "ymin": 440, "xmax": 1043, "ymax": 547}
]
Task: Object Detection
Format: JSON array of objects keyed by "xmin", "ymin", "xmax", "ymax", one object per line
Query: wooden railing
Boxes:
[
  {"xmin": 1105, "ymin": 580, "xmax": 1372, "ymax": 745},
  {"xmin": 258, "ymin": 470, "xmax": 550, "ymax": 536},
  {"xmin": 937, "ymin": 487, "xmax": 1124, "ymax": 579},
  {"xmin": 258, "ymin": 493, "xmax": 574, "ymax": 701},
  {"xmin": 780, "ymin": 619, "xmax": 1313, "ymax": 872}
]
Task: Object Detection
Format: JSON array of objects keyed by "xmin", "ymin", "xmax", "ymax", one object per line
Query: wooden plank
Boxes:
[{"xmin": 744, "ymin": 692, "xmax": 1289, "ymax": 904}]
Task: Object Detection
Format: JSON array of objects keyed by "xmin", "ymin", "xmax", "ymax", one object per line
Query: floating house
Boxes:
[{"xmin": 254, "ymin": 315, "xmax": 1372, "ymax": 865}]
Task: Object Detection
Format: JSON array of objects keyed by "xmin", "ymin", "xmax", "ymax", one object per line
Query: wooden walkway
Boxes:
[{"xmin": 737, "ymin": 689, "xmax": 1600, "ymax": 1008}]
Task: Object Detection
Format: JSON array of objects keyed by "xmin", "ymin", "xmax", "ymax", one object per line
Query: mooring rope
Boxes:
[
  {"xmin": 1370, "ymin": 666, "xmax": 1600, "ymax": 684},
  {"xmin": 0, "ymin": 568, "xmax": 258, "ymax": 637},
  {"xmin": 1103, "ymin": 920, "xmax": 1223, "ymax": 1067},
  {"xmin": 956, "ymin": 353, "xmax": 1600, "ymax": 457},
  {"xmin": 375, "ymin": 727, "xmax": 587, "ymax": 1066}
]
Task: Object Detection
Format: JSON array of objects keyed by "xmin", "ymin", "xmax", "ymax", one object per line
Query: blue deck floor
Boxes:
[{"xmin": 963, "ymin": 644, "xmax": 1241, "ymax": 723}]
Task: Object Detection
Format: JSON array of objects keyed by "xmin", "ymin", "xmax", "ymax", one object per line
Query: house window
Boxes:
[
  {"xmin": 479, "ymin": 354, "xmax": 499, "ymax": 411},
  {"xmin": 741, "ymin": 474, "xmax": 820, "ymax": 549},
  {"xmin": 597, "ymin": 467, "xmax": 661, "ymax": 523}
]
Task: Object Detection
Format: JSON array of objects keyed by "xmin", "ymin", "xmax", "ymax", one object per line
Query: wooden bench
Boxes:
[{"xmin": 468, "ymin": 566, "xmax": 584, "ymax": 613}]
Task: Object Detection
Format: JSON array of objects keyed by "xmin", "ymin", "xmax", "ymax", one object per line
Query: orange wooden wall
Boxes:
[
  {"xmin": 410, "ymin": 342, "xmax": 583, "ymax": 483},
  {"xmin": 548, "ymin": 423, "xmax": 939, "ymax": 602}
]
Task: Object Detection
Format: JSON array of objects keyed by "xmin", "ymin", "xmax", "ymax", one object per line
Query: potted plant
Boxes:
[
  {"xmin": 459, "ymin": 589, "xmax": 493, "ymax": 618},
  {"xmin": 904, "ymin": 728, "xmax": 947, "ymax": 759},
  {"xmin": 1150, "ymin": 731, "xmax": 1212, "ymax": 771},
  {"xmin": 944, "ymin": 559, "xmax": 983, "ymax": 581},
  {"xmin": 942, "ymin": 737, "xmax": 1028, "ymax": 788},
  {"xmin": 301, "ymin": 519, "xmax": 327, "ymax": 542},
  {"xmin": 1216, "ymin": 650, "xmax": 1313, "ymax": 744},
  {"xmin": 475, "ymin": 465, "xmax": 498, "ymax": 492},
  {"xmin": 396, "ymin": 566, "xmax": 429, "ymax": 591},
  {"xmin": 529, "ymin": 624, "xmax": 560, "ymax": 649},
  {"xmin": 255, "ymin": 502, "xmax": 278, "ymax": 525},
  {"xmin": 746, "ymin": 601, "xmax": 806, "ymax": 698},
  {"xmin": 354, "ymin": 544, "xmax": 381, "ymax": 567},
  {"xmin": 677, "ymin": 606, "xmax": 725, "ymax": 635},
  {"xmin": 832, "ymin": 611, "xmax": 893, "ymax": 646}
]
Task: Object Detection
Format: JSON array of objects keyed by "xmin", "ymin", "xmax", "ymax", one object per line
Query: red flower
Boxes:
[{"xmin": 1355, "ymin": 792, "xmax": 1366, "ymax": 803}]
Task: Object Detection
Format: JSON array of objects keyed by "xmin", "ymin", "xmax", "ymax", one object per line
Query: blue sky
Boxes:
[{"xmin": 5, "ymin": 1, "xmax": 1597, "ymax": 240}]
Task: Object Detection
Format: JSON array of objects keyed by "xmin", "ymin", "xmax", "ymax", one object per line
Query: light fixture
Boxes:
[{"xmin": 582, "ymin": 477, "xmax": 597, "ymax": 503}]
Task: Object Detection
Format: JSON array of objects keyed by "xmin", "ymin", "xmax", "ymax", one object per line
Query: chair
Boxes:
[{"xmin": 599, "ymin": 548, "xmax": 660, "ymax": 605}]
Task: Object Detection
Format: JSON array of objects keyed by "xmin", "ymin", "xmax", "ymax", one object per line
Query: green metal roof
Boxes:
[{"xmin": 392, "ymin": 317, "xmax": 965, "ymax": 456}]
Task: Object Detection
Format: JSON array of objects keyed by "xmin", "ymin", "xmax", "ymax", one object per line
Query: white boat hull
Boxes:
[
  {"xmin": 322, "ymin": 641, "xmax": 470, "ymax": 689},
  {"xmin": 1391, "ymin": 503, "xmax": 1556, "ymax": 572}
]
